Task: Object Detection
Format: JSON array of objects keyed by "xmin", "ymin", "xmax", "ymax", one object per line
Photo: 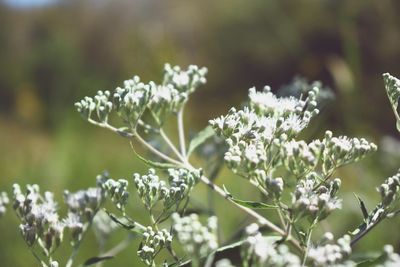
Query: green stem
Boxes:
[
  {"xmin": 66, "ymin": 211, "xmax": 97, "ymax": 267},
  {"xmin": 177, "ymin": 108, "xmax": 187, "ymax": 159},
  {"xmin": 100, "ymin": 233, "xmax": 136, "ymax": 259},
  {"xmin": 28, "ymin": 246, "xmax": 46, "ymax": 267},
  {"xmin": 350, "ymin": 209, "xmax": 387, "ymax": 247},
  {"xmin": 160, "ymin": 129, "xmax": 187, "ymax": 163},
  {"xmin": 274, "ymin": 201, "xmax": 287, "ymax": 229},
  {"xmin": 130, "ymin": 119, "xmax": 304, "ymax": 253},
  {"xmin": 302, "ymin": 221, "xmax": 317, "ymax": 266},
  {"xmin": 133, "ymin": 133, "xmax": 184, "ymax": 166},
  {"xmin": 149, "ymin": 211, "xmax": 159, "ymax": 231}
]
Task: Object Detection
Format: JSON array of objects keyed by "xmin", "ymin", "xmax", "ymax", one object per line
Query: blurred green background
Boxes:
[{"xmin": 2, "ymin": 0, "xmax": 400, "ymax": 266}]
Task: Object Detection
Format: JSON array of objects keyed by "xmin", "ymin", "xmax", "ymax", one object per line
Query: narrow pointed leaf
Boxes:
[
  {"xmin": 354, "ymin": 193, "xmax": 369, "ymax": 220},
  {"xmin": 83, "ymin": 256, "xmax": 113, "ymax": 266},
  {"xmin": 223, "ymin": 185, "xmax": 277, "ymax": 209},
  {"xmin": 130, "ymin": 142, "xmax": 178, "ymax": 169},
  {"xmin": 104, "ymin": 210, "xmax": 145, "ymax": 234},
  {"xmin": 187, "ymin": 126, "xmax": 214, "ymax": 157}
]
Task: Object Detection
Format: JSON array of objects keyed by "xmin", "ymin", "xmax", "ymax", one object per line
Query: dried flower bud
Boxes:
[
  {"xmin": 63, "ymin": 212, "xmax": 83, "ymax": 245},
  {"xmin": 13, "ymin": 184, "xmax": 63, "ymax": 254}
]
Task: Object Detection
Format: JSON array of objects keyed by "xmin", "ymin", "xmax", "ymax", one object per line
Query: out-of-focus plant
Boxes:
[{"xmin": 1, "ymin": 66, "xmax": 400, "ymax": 266}]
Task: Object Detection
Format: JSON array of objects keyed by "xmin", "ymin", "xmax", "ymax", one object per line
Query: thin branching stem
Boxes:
[
  {"xmin": 196, "ymin": 172, "xmax": 303, "ymax": 252},
  {"xmin": 159, "ymin": 129, "xmax": 187, "ymax": 163},
  {"xmin": 177, "ymin": 108, "xmax": 187, "ymax": 159},
  {"xmin": 133, "ymin": 133, "xmax": 184, "ymax": 167},
  {"xmin": 134, "ymin": 122, "xmax": 304, "ymax": 253},
  {"xmin": 301, "ymin": 220, "xmax": 317, "ymax": 266},
  {"xmin": 101, "ymin": 233, "xmax": 136, "ymax": 258},
  {"xmin": 66, "ymin": 220, "xmax": 93, "ymax": 267},
  {"xmin": 350, "ymin": 212, "xmax": 387, "ymax": 247}
]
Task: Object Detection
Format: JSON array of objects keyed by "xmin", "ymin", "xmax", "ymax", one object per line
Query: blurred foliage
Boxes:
[{"xmin": 2, "ymin": 0, "xmax": 400, "ymax": 266}]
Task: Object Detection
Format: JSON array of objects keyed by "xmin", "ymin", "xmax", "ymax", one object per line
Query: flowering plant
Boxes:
[{"xmin": 1, "ymin": 65, "xmax": 400, "ymax": 267}]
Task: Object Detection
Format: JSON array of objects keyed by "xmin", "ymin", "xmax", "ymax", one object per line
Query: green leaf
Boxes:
[
  {"xmin": 355, "ymin": 252, "xmax": 385, "ymax": 267},
  {"xmin": 104, "ymin": 210, "xmax": 145, "ymax": 234},
  {"xmin": 222, "ymin": 185, "xmax": 278, "ymax": 209},
  {"xmin": 354, "ymin": 193, "xmax": 369, "ymax": 220},
  {"xmin": 187, "ymin": 126, "xmax": 215, "ymax": 157},
  {"xmin": 230, "ymin": 198, "xmax": 279, "ymax": 209},
  {"xmin": 83, "ymin": 256, "xmax": 113, "ymax": 266},
  {"xmin": 130, "ymin": 142, "xmax": 178, "ymax": 170}
]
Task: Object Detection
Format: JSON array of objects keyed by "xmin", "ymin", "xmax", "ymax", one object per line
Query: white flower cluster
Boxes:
[
  {"xmin": 100, "ymin": 178, "xmax": 129, "ymax": 213},
  {"xmin": 321, "ymin": 131, "xmax": 377, "ymax": 174},
  {"xmin": 292, "ymin": 176, "xmax": 342, "ymax": 221},
  {"xmin": 75, "ymin": 64, "xmax": 207, "ymax": 130},
  {"xmin": 215, "ymin": 259, "xmax": 236, "ymax": 267},
  {"xmin": 378, "ymin": 171, "xmax": 400, "ymax": 207},
  {"xmin": 210, "ymin": 80, "xmax": 377, "ymax": 186},
  {"xmin": 253, "ymin": 170, "xmax": 284, "ymax": 199},
  {"xmin": 376, "ymin": 245, "xmax": 400, "ymax": 267},
  {"xmin": 133, "ymin": 168, "xmax": 200, "ymax": 211},
  {"xmin": 12, "ymin": 184, "xmax": 64, "ymax": 254},
  {"xmin": 137, "ymin": 227, "xmax": 173, "ymax": 266},
  {"xmin": 75, "ymin": 90, "xmax": 115, "ymax": 123},
  {"xmin": 64, "ymin": 187, "xmax": 104, "ymax": 220},
  {"xmin": 242, "ymin": 223, "xmax": 301, "ymax": 267},
  {"xmin": 308, "ymin": 234, "xmax": 354, "ymax": 267},
  {"xmin": 248, "ymin": 85, "xmax": 318, "ymax": 120},
  {"xmin": 383, "ymin": 73, "xmax": 400, "ymax": 120},
  {"xmin": 172, "ymin": 213, "xmax": 218, "ymax": 259},
  {"xmin": 210, "ymin": 85, "xmax": 320, "ymax": 176},
  {"xmin": 0, "ymin": 191, "xmax": 9, "ymax": 216},
  {"xmin": 63, "ymin": 212, "xmax": 83, "ymax": 245},
  {"xmin": 163, "ymin": 63, "xmax": 207, "ymax": 94},
  {"xmin": 282, "ymin": 139, "xmax": 322, "ymax": 177},
  {"xmin": 281, "ymin": 131, "xmax": 376, "ymax": 178},
  {"xmin": 113, "ymin": 76, "xmax": 152, "ymax": 126}
]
